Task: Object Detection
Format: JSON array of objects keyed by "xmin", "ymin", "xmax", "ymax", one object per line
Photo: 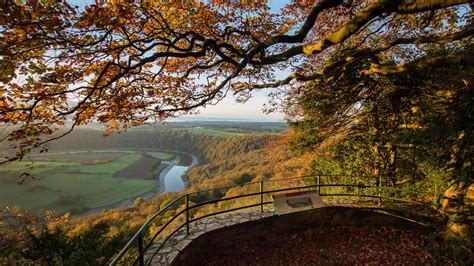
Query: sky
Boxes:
[
  {"xmin": 67, "ymin": 0, "xmax": 290, "ymax": 122},
  {"xmin": 186, "ymin": 0, "xmax": 288, "ymax": 122},
  {"xmin": 186, "ymin": 0, "xmax": 290, "ymax": 121},
  {"xmin": 184, "ymin": 91, "xmax": 285, "ymax": 122}
]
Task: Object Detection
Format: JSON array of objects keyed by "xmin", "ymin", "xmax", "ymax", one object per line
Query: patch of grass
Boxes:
[
  {"xmin": 93, "ymin": 150, "xmax": 135, "ymax": 153},
  {"xmin": 29, "ymin": 152, "xmax": 127, "ymax": 164},
  {"xmin": 146, "ymin": 151, "xmax": 174, "ymax": 160},
  {"xmin": 0, "ymin": 161, "xmax": 80, "ymax": 176},
  {"xmin": 0, "ymin": 152, "xmax": 153, "ymax": 214},
  {"xmin": 79, "ymin": 154, "xmax": 141, "ymax": 174},
  {"xmin": 0, "ymin": 180, "xmax": 63, "ymax": 213},
  {"xmin": 0, "ymin": 173, "xmax": 155, "ymax": 214},
  {"xmin": 36, "ymin": 173, "xmax": 155, "ymax": 209}
]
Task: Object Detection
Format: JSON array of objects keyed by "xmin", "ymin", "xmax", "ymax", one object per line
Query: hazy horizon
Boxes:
[{"xmin": 180, "ymin": 92, "xmax": 285, "ymax": 122}]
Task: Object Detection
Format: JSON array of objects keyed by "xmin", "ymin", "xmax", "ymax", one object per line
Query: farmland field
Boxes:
[
  {"xmin": 114, "ymin": 157, "xmax": 160, "ymax": 179},
  {"xmin": 28, "ymin": 152, "xmax": 126, "ymax": 164},
  {"xmin": 0, "ymin": 150, "xmax": 173, "ymax": 215},
  {"xmin": 146, "ymin": 151, "xmax": 175, "ymax": 160}
]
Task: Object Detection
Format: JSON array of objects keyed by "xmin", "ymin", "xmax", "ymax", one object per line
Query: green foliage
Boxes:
[
  {"xmin": 20, "ymin": 221, "xmax": 127, "ymax": 265},
  {"xmin": 304, "ymin": 139, "xmax": 374, "ymax": 178},
  {"xmin": 288, "ymin": 46, "xmax": 474, "ymax": 261},
  {"xmin": 236, "ymin": 173, "xmax": 254, "ymax": 184},
  {"xmin": 22, "ymin": 226, "xmax": 70, "ymax": 264},
  {"xmin": 291, "ymin": 45, "xmax": 473, "ymax": 186}
]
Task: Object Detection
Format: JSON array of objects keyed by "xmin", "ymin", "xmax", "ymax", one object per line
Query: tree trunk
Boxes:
[
  {"xmin": 372, "ymin": 106, "xmax": 382, "ymax": 184},
  {"xmin": 387, "ymin": 143, "xmax": 397, "ymax": 187}
]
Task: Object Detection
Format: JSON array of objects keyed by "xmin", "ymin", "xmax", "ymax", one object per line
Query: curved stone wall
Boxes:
[{"xmin": 171, "ymin": 206, "xmax": 435, "ymax": 265}]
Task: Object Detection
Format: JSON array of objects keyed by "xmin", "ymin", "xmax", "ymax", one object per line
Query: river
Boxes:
[
  {"xmin": 68, "ymin": 149, "xmax": 199, "ymax": 218},
  {"xmin": 164, "ymin": 166, "xmax": 187, "ymax": 192}
]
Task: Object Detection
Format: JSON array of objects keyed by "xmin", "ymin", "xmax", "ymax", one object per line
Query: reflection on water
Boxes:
[{"xmin": 164, "ymin": 166, "xmax": 187, "ymax": 192}]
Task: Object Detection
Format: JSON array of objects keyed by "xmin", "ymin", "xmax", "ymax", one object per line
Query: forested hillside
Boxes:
[
  {"xmin": 37, "ymin": 129, "xmax": 270, "ymax": 164},
  {"xmin": 0, "ymin": 129, "xmax": 308, "ymax": 264}
]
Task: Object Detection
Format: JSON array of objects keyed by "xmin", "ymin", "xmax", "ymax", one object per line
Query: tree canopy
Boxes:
[{"xmin": 0, "ymin": 0, "xmax": 472, "ymax": 162}]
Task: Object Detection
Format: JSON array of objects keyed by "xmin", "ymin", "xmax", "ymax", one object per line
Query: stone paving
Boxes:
[
  {"xmin": 141, "ymin": 197, "xmax": 410, "ymax": 266},
  {"xmin": 144, "ymin": 209, "xmax": 275, "ymax": 265}
]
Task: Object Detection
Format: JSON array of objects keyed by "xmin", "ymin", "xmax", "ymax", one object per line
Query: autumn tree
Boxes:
[
  {"xmin": 0, "ymin": 0, "xmax": 473, "ymax": 255},
  {"xmin": 0, "ymin": 0, "xmax": 471, "ymax": 159}
]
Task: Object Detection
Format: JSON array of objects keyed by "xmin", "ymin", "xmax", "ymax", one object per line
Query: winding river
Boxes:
[
  {"xmin": 66, "ymin": 149, "xmax": 199, "ymax": 218},
  {"xmin": 164, "ymin": 166, "xmax": 187, "ymax": 192}
]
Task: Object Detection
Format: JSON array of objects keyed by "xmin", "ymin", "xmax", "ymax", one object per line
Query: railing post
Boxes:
[
  {"xmin": 137, "ymin": 233, "xmax": 144, "ymax": 266},
  {"xmin": 185, "ymin": 194, "xmax": 190, "ymax": 235},
  {"xmin": 259, "ymin": 181, "xmax": 264, "ymax": 213}
]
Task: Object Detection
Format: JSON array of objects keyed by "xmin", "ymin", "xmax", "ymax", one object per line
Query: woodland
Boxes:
[{"xmin": 0, "ymin": 0, "xmax": 473, "ymax": 264}]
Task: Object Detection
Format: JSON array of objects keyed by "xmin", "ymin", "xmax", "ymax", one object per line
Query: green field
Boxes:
[
  {"xmin": 186, "ymin": 127, "xmax": 245, "ymax": 137},
  {"xmin": 0, "ymin": 150, "xmax": 173, "ymax": 215},
  {"xmin": 146, "ymin": 151, "xmax": 175, "ymax": 160},
  {"xmin": 28, "ymin": 151, "xmax": 127, "ymax": 164}
]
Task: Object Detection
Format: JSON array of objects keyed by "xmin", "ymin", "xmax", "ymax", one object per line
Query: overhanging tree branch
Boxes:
[
  {"xmin": 364, "ymin": 54, "xmax": 474, "ymax": 74},
  {"xmin": 259, "ymin": 0, "xmax": 471, "ymax": 64},
  {"xmin": 234, "ymin": 26, "xmax": 473, "ymax": 91}
]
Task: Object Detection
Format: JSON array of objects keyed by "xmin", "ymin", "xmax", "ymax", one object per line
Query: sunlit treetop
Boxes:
[{"xmin": 0, "ymin": 0, "xmax": 472, "ymax": 162}]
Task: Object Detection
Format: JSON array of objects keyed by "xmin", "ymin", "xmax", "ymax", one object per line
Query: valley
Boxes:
[
  {"xmin": 0, "ymin": 122, "xmax": 283, "ymax": 216},
  {"xmin": 0, "ymin": 149, "xmax": 178, "ymax": 215}
]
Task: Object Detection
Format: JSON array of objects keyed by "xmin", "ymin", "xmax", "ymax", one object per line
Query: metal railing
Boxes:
[{"xmin": 110, "ymin": 174, "xmax": 441, "ymax": 265}]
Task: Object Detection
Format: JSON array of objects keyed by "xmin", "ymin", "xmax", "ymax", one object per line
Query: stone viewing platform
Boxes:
[
  {"xmin": 144, "ymin": 205, "xmax": 436, "ymax": 265},
  {"xmin": 145, "ymin": 210, "xmax": 275, "ymax": 265}
]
